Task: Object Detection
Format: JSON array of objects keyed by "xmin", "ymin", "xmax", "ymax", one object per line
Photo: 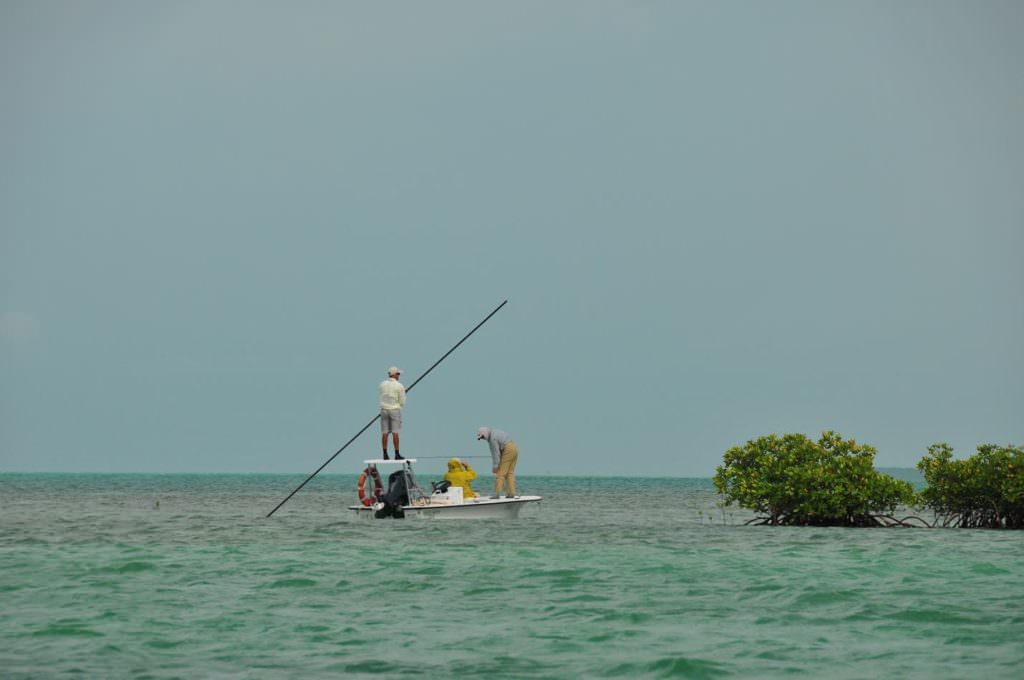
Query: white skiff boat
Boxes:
[{"xmin": 348, "ymin": 459, "xmax": 542, "ymax": 519}]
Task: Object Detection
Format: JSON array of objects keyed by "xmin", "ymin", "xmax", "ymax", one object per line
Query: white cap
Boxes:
[
  {"xmin": 388, "ymin": 366, "xmax": 402, "ymax": 376},
  {"xmin": 477, "ymin": 427, "xmax": 490, "ymax": 440}
]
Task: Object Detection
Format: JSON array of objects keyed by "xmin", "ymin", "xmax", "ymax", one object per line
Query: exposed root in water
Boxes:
[
  {"xmin": 925, "ymin": 510, "xmax": 1023, "ymax": 529},
  {"xmin": 875, "ymin": 514, "xmax": 933, "ymax": 528},
  {"xmin": 741, "ymin": 513, "xmax": 933, "ymax": 528}
]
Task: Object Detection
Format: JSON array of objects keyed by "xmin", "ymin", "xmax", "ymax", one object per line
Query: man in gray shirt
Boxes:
[{"xmin": 477, "ymin": 427, "xmax": 519, "ymax": 499}]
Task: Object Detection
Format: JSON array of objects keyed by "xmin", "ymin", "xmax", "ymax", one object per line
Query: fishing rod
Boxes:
[
  {"xmin": 409, "ymin": 456, "xmax": 492, "ymax": 460},
  {"xmin": 266, "ymin": 299, "xmax": 508, "ymax": 517}
]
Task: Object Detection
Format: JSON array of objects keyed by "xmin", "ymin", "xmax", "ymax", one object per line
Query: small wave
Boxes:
[
  {"xmin": 553, "ymin": 593, "xmax": 611, "ymax": 603},
  {"xmin": 794, "ymin": 588, "xmax": 863, "ymax": 607},
  {"xmin": 462, "ymin": 585, "xmax": 508, "ymax": 595},
  {"xmin": 595, "ymin": 610, "xmax": 653, "ymax": 625},
  {"xmin": 970, "ymin": 562, "xmax": 1010, "ymax": 575},
  {"xmin": 102, "ymin": 561, "xmax": 156, "ymax": 574},
  {"xmin": 604, "ymin": 657, "xmax": 730, "ymax": 679},
  {"xmin": 294, "ymin": 623, "xmax": 331, "ymax": 633},
  {"xmin": 521, "ymin": 568, "xmax": 584, "ymax": 587},
  {"xmin": 32, "ymin": 621, "xmax": 103, "ymax": 638},
  {"xmin": 892, "ymin": 608, "xmax": 976, "ymax": 624},
  {"xmin": 266, "ymin": 577, "xmax": 317, "ymax": 588}
]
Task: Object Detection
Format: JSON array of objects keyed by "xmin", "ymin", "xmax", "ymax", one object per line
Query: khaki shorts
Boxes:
[{"xmin": 380, "ymin": 408, "xmax": 402, "ymax": 433}]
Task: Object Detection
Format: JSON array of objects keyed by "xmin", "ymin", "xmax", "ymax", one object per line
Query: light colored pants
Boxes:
[
  {"xmin": 380, "ymin": 408, "xmax": 402, "ymax": 433},
  {"xmin": 495, "ymin": 441, "xmax": 518, "ymax": 496}
]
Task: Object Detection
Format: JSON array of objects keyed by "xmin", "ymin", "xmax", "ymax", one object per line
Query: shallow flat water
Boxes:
[{"xmin": 1, "ymin": 473, "xmax": 1022, "ymax": 678}]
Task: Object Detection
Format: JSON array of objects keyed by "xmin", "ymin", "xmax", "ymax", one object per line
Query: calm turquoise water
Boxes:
[{"xmin": 1, "ymin": 472, "xmax": 1022, "ymax": 678}]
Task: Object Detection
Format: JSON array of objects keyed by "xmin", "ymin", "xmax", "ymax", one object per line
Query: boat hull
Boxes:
[{"xmin": 348, "ymin": 495, "xmax": 542, "ymax": 519}]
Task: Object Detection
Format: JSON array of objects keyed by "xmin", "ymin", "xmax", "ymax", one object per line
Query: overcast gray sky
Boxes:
[{"xmin": 2, "ymin": 1, "xmax": 1022, "ymax": 476}]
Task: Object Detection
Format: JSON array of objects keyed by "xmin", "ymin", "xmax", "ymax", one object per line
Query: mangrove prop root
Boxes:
[{"xmin": 740, "ymin": 513, "xmax": 930, "ymax": 528}]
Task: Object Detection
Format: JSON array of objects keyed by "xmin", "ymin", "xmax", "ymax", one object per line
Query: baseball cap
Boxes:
[
  {"xmin": 388, "ymin": 366, "xmax": 402, "ymax": 376},
  {"xmin": 477, "ymin": 427, "xmax": 490, "ymax": 440}
]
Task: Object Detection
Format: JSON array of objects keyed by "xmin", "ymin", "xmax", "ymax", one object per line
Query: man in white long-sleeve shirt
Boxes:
[{"xmin": 379, "ymin": 367, "xmax": 406, "ymax": 460}]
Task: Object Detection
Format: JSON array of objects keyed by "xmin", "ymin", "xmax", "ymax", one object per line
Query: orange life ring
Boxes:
[{"xmin": 358, "ymin": 466, "xmax": 383, "ymax": 506}]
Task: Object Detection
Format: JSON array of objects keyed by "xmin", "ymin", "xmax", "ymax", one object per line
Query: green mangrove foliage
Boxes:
[
  {"xmin": 917, "ymin": 443, "xmax": 1024, "ymax": 529},
  {"xmin": 713, "ymin": 432, "xmax": 916, "ymax": 527}
]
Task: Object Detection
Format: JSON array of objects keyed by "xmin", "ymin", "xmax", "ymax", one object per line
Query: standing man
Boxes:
[
  {"xmin": 379, "ymin": 367, "xmax": 406, "ymax": 460},
  {"xmin": 477, "ymin": 426, "xmax": 518, "ymax": 499}
]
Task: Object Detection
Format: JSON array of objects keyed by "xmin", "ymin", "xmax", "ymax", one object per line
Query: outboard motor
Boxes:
[{"xmin": 374, "ymin": 469, "xmax": 409, "ymax": 519}]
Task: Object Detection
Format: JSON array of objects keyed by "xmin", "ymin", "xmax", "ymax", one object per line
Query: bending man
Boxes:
[{"xmin": 477, "ymin": 427, "xmax": 518, "ymax": 499}]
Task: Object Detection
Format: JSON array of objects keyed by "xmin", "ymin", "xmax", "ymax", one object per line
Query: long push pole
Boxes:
[{"xmin": 266, "ymin": 299, "xmax": 508, "ymax": 517}]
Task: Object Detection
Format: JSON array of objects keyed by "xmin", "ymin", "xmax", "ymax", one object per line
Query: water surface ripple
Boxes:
[{"xmin": 1, "ymin": 473, "xmax": 1021, "ymax": 678}]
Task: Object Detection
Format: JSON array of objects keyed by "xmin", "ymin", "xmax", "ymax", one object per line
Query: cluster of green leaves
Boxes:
[
  {"xmin": 713, "ymin": 431, "xmax": 916, "ymax": 526},
  {"xmin": 917, "ymin": 443, "xmax": 1024, "ymax": 528}
]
